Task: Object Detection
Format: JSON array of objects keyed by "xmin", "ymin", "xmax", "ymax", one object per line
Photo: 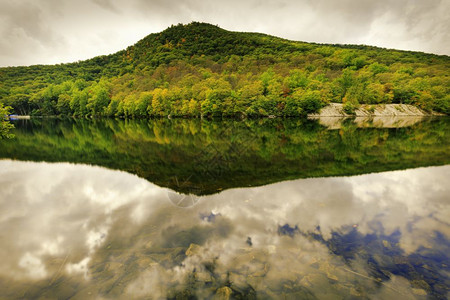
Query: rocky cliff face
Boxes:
[{"xmin": 309, "ymin": 103, "xmax": 442, "ymax": 117}]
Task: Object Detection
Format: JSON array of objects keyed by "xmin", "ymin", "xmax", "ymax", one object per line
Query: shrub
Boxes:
[
  {"xmin": 432, "ymin": 95, "xmax": 450, "ymax": 115},
  {"xmin": 343, "ymin": 97, "xmax": 359, "ymax": 115}
]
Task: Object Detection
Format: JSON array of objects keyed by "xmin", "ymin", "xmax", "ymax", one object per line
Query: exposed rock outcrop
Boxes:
[{"xmin": 308, "ymin": 103, "xmax": 442, "ymax": 118}]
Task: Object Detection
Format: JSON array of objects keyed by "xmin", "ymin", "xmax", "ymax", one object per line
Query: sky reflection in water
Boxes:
[{"xmin": 0, "ymin": 160, "xmax": 448, "ymax": 299}]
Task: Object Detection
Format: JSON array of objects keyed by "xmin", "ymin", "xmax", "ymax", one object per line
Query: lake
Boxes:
[{"xmin": 0, "ymin": 117, "xmax": 449, "ymax": 299}]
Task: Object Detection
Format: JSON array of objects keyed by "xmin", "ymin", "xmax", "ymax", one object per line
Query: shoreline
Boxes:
[{"xmin": 7, "ymin": 104, "xmax": 447, "ymax": 120}]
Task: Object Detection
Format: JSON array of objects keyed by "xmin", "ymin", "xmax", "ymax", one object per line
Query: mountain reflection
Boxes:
[
  {"xmin": 0, "ymin": 160, "xmax": 448, "ymax": 299},
  {"xmin": 0, "ymin": 118, "xmax": 449, "ymax": 195}
]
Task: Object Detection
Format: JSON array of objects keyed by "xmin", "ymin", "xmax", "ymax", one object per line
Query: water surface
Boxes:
[
  {"xmin": 0, "ymin": 117, "xmax": 449, "ymax": 299},
  {"xmin": 0, "ymin": 161, "xmax": 448, "ymax": 299}
]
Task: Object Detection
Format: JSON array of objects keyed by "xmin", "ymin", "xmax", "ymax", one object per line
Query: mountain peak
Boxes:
[
  {"xmin": 129, "ymin": 21, "xmax": 295, "ymax": 65},
  {"xmin": 164, "ymin": 22, "xmax": 223, "ymax": 31}
]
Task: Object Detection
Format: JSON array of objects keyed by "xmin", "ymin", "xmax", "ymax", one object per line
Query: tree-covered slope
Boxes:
[{"xmin": 1, "ymin": 22, "xmax": 449, "ymax": 117}]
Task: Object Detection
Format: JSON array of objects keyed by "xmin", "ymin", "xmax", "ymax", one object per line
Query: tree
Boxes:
[
  {"xmin": 151, "ymin": 88, "xmax": 167, "ymax": 116},
  {"xmin": 106, "ymin": 98, "xmax": 120, "ymax": 117},
  {"xmin": 432, "ymin": 95, "xmax": 450, "ymax": 114},
  {"xmin": 369, "ymin": 62, "xmax": 389, "ymax": 75},
  {"xmin": 332, "ymin": 69, "xmax": 354, "ymax": 101},
  {"xmin": 301, "ymin": 90, "xmax": 323, "ymax": 113},
  {"xmin": 4, "ymin": 93, "xmax": 32, "ymax": 115},
  {"xmin": 286, "ymin": 70, "xmax": 309, "ymax": 91},
  {"xmin": 188, "ymin": 99, "xmax": 199, "ymax": 116},
  {"xmin": 136, "ymin": 92, "xmax": 152, "ymax": 117},
  {"xmin": 70, "ymin": 89, "xmax": 89, "ymax": 117},
  {"xmin": 284, "ymin": 95, "xmax": 303, "ymax": 116},
  {"xmin": 57, "ymin": 94, "xmax": 72, "ymax": 115},
  {"xmin": 0, "ymin": 103, "xmax": 14, "ymax": 139},
  {"xmin": 260, "ymin": 69, "xmax": 275, "ymax": 96},
  {"xmin": 87, "ymin": 87, "xmax": 111, "ymax": 116}
]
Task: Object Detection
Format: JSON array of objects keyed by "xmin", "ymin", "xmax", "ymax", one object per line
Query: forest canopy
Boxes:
[{"xmin": 1, "ymin": 22, "xmax": 449, "ymax": 118}]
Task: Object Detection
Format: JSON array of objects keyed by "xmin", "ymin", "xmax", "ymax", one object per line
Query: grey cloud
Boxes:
[
  {"xmin": 0, "ymin": 1, "xmax": 45, "ymax": 40},
  {"xmin": 91, "ymin": 0, "xmax": 119, "ymax": 13},
  {"xmin": 0, "ymin": 0, "xmax": 65, "ymax": 65},
  {"xmin": 0, "ymin": 0, "xmax": 448, "ymax": 66}
]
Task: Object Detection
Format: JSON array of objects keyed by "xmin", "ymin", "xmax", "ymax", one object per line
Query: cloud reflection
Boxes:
[{"xmin": 0, "ymin": 159, "xmax": 448, "ymax": 298}]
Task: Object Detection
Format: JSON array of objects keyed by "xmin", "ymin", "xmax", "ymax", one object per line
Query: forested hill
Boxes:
[{"xmin": 1, "ymin": 22, "xmax": 449, "ymax": 118}]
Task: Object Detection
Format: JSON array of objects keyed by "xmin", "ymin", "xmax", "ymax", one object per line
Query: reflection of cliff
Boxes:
[{"xmin": 0, "ymin": 117, "xmax": 449, "ymax": 195}]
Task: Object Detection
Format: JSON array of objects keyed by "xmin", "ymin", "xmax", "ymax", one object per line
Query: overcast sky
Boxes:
[{"xmin": 0, "ymin": 0, "xmax": 449, "ymax": 67}]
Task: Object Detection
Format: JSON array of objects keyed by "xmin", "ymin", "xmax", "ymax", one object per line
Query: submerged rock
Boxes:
[
  {"xmin": 214, "ymin": 286, "xmax": 232, "ymax": 300},
  {"xmin": 412, "ymin": 288, "xmax": 427, "ymax": 296},
  {"xmin": 185, "ymin": 243, "xmax": 202, "ymax": 256}
]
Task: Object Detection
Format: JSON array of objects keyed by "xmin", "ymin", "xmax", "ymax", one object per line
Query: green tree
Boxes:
[
  {"xmin": 284, "ymin": 95, "xmax": 303, "ymax": 116},
  {"xmin": 0, "ymin": 103, "xmax": 14, "ymax": 139},
  {"xmin": 432, "ymin": 95, "xmax": 450, "ymax": 114},
  {"xmin": 301, "ymin": 90, "xmax": 323, "ymax": 113},
  {"xmin": 70, "ymin": 90, "xmax": 89, "ymax": 117},
  {"xmin": 57, "ymin": 94, "xmax": 72, "ymax": 115},
  {"xmin": 285, "ymin": 70, "xmax": 309, "ymax": 91},
  {"xmin": 136, "ymin": 92, "xmax": 152, "ymax": 117},
  {"xmin": 188, "ymin": 99, "xmax": 199, "ymax": 116},
  {"xmin": 332, "ymin": 69, "xmax": 354, "ymax": 101},
  {"xmin": 90, "ymin": 87, "xmax": 111, "ymax": 116}
]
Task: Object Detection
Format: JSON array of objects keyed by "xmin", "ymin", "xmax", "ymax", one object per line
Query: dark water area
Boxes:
[{"xmin": 0, "ymin": 117, "xmax": 449, "ymax": 299}]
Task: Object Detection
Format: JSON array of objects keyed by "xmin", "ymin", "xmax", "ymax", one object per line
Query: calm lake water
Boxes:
[{"xmin": 0, "ymin": 117, "xmax": 449, "ymax": 299}]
